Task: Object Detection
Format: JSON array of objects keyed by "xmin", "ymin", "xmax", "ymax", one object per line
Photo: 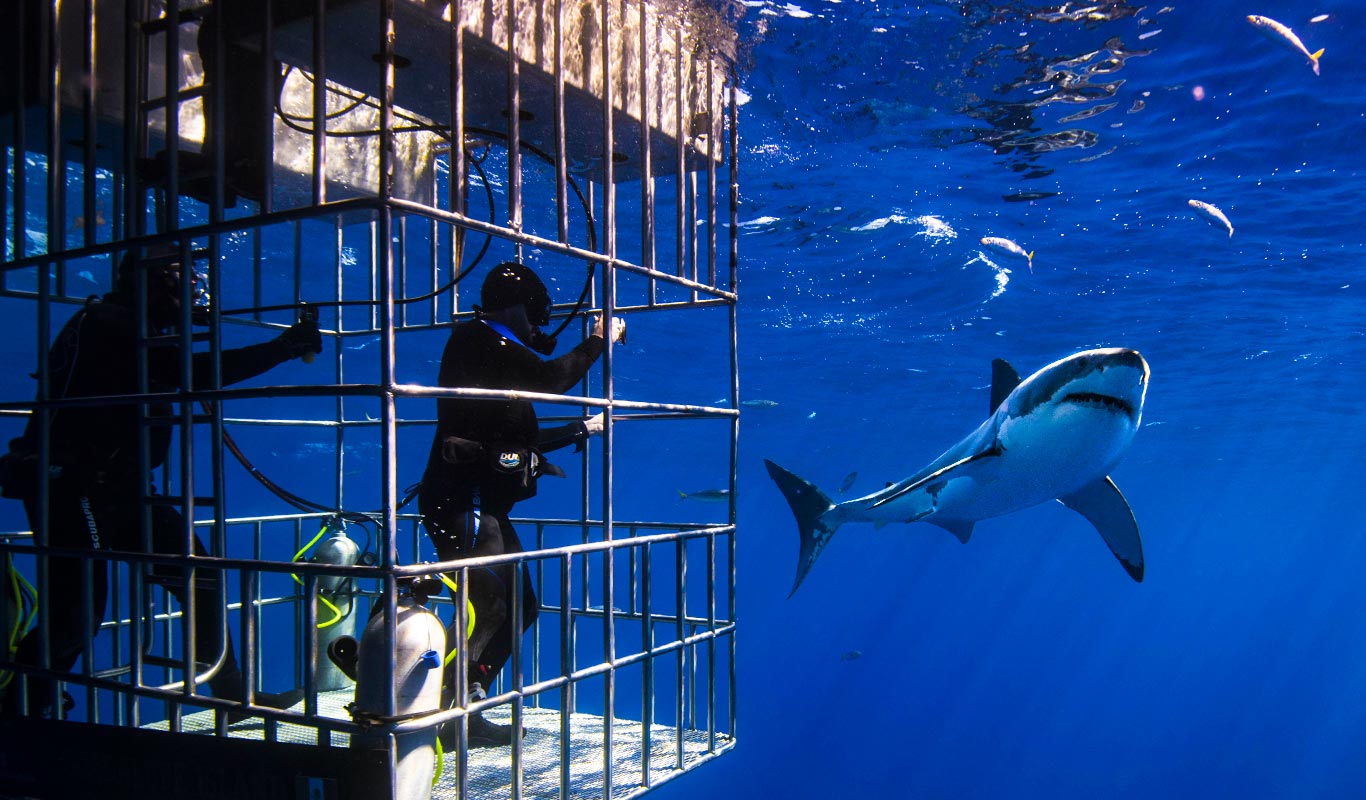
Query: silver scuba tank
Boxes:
[
  {"xmin": 309, "ymin": 526, "xmax": 361, "ymax": 691},
  {"xmin": 352, "ymin": 586, "xmax": 446, "ymax": 800}
]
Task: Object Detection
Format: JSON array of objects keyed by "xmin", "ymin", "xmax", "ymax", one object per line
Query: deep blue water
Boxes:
[{"xmin": 658, "ymin": 1, "xmax": 1366, "ymax": 799}]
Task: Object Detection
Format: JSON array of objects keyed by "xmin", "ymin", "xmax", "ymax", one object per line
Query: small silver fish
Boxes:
[
  {"xmin": 838, "ymin": 471, "xmax": 858, "ymax": 494},
  {"xmin": 1187, "ymin": 199, "xmax": 1234, "ymax": 238},
  {"xmin": 1247, "ymin": 15, "xmax": 1324, "ymax": 76},
  {"xmin": 740, "ymin": 399, "xmax": 779, "ymax": 408},
  {"xmin": 677, "ymin": 488, "xmax": 731, "ymax": 503},
  {"xmin": 840, "ymin": 650, "xmax": 863, "ymax": 662},
  {"xmin": 980, "ymin": 236, "xmax": 1034, "ymax": 273}
]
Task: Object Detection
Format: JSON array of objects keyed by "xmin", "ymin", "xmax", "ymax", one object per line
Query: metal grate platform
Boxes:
[{"xmin": 147, "ymin": 689, "xmax": 731, "ymax": 800}]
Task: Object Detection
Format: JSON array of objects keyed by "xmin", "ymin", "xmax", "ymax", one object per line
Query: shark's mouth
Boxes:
[{"xmin": 1062, "ymin": 391, "xmax": 1134, "ymax": 417}]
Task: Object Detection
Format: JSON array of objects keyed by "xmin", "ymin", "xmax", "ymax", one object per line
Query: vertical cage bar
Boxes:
[
  {"xmin": 727, "ymin": 68, "xmax": 741, "ymax": 744},
  {"xmin": 176, "ymin": 238, "xmax": 199, "ymax": 703},
  {"xmin": 674, "ymin": 537, "xmax": 686, "ymax": 770},
  {"xmin": 673, "ymin": 22, "xmax": 685, "ymax": 279},
  {"xmin": 553, "ymin": 0, "xmax": 568, "ymax": 243},
  {"xmin": 559, "ymin": 552, "xmax": 573, "ymax": 800},
  {"xmin": 598, "ymin": 2, "xmax": 618, "ymax": 794},
  {"xmin": 81, "ymin": 0, "xmax": 98, "ymax": 248},
  {"xmin": 455, "ymin": 564, "xmax": 471, "ymax": 798},
  {"xmin": 206, "ymin": 0, "xmax": 226, "ymax": 220},
  {"xmin": 206, "ymin": 233, "xmax": 231, "ymax": 707},
  {"xmin": 261, "ymin": 0, "xmax": 277, "ymax": 215},
  {"xmin": 510, "ymin": 557, "xmax": 525, "ymax": 800},
  {"xmin": 639, "ymin": 0, "xmax": 656, "ymax": 304},
  {"xmin": 705, "ymin": 53, "xmax": 718, "ymax": 288},
  {"xmin": 162, "ymin": 0, "xmax": 181, "ymax": 230},
  {"xmin": 8, "ymin": 0, "xmax": 28, "ymax": 264},
  {"xmin": 641, "ymin": 540, "xmax": 655, "ymax": 788},
  {"xmin": 706, "ymin": 533, "xmax": 716, "ymax": 749},
  {"xmin": 506, "ymin": 0, "xmax": 522, "ymax": 243},
  {"xmin": 47, "ymin": 0, "xmax": 65, "ymax": 266},
  {"xmin": 376, "ymin": 5, "xmax": 402, "ymax": 752},
  {"xmin": 397, "ymin": 215, "xmax": 407, "ymax": 328},
  {"xmin": 311, "ymin": 0, "xmax": 327, "ymax": 205}
]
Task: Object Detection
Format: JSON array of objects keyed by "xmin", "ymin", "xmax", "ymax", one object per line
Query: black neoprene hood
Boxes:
[{"xmin": 480, "ymin": 262, "xmax": 552, "ymax": 326}]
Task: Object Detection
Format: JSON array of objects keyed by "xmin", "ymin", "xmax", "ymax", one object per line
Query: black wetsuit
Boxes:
[
  {"xmin": 3, "ymin": 292, "xmax": 296, "ymax": 714},
  {"xmin": 418, "ymin": 318, "xmax": 602, "ymax": 696}
]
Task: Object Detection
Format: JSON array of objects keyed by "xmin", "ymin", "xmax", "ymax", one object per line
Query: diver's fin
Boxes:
[
  {"xmin": 990, "ymin": 358, "xmax": 1021, "ymax": 414},
  {"xmin": 931, "ymin": 519, "xmax": 974, "ymax": 544},
  {"xmin": 1058, "ymin": 476, "xmax": 1144, "ymax": 582},
  {"xmin": 764, "ymin": 459, "xmax": 839, "ymax": 598}
]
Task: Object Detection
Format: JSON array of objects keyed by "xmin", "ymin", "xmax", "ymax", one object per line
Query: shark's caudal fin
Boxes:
[
  {"xmin": 763, "ymin": 459, "xmax": 838, "ymax": 598},
  {"xmin": 1058, "ymin": 476, "xmax": 1145, "ymax": 582}
]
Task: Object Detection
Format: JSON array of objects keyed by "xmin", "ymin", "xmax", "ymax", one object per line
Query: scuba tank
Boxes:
[
  {"xmin": 308, "ymin": 525, "xmax": 360, "ymax": 691},
  {"xmin": 348, "ymin": 578, "xmax": 446, "ymax": 800}
]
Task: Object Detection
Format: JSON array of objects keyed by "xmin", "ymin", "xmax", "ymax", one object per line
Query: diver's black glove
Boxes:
[{"xmin": 276, "ymin": 319, "xmax": 322, "ymax": 360}]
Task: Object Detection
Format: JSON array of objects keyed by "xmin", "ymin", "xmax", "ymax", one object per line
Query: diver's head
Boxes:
[
  {"xmin": 115, "ymin": 246, "xmax": 212, "ymax": 329},
  {"xmin": 479, "ymin": 262, "xmax": 552, "ymax": 326},
  {"xmin": 476, "ymin": 262, "xmax": 557, "ymax": 354}
]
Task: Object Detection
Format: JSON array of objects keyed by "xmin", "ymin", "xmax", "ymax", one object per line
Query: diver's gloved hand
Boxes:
[
  {"xmin": 276, "ymin": 319, "xmax": 322, "ymax": 360},
  {"xmin": 590, "ymin": 314, "xmax": 627, "ymax": 344}
]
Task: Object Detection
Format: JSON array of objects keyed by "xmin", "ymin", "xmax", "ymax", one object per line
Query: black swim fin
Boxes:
[{"xmin": 764, "ymin": 459, "xmax": 839, "ymax": 599}]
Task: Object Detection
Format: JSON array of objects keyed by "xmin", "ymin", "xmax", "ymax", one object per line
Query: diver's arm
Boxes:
[
  {"xmin": 193, "ymin": 340, "xmax": 292, "ymax": 386},
  {"xmin": 151, "ymin": 321, "xmax": 320, "ymax": 388},
  {"xmin": 537, "ymin": 420, "xmax": 591, "ymax": 453},
  {"xmin": 512, "ymin": 334, "xmax": 604, "ymax": 395}
]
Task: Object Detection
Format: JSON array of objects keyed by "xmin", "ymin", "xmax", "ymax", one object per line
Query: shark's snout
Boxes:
[
  {"xmin": 1088, "ymin": 347, "xmax": 1148, "ymax": 378},
  {"xmin": 1055, "ymin": 348, "xmax": 1149, "ymax": 422}
]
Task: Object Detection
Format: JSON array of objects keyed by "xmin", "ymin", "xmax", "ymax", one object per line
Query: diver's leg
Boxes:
[
  {"xmin": 470, "ymin": 515, "xmax": 537, "ymax": 682},
  {"xmin": 147, "ymin": 505, "xmax": 242, "ymax": 700},
  {"xmin": 420, "ymin": 485, "xmax": 504, "ymax": 704},
  {"xmin": 6, "ymin": 485, "xmax": 110, "ymax": 716}
]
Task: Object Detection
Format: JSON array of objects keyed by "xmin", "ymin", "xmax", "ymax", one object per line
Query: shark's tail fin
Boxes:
[{"xmin": 764, "ymin": 459, "xmax": 839, "ymax": 598}]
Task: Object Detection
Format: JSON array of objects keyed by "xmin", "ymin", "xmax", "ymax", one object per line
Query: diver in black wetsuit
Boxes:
[
  {"xmin": 0, "ymin": 248, "xmax": 321, "ymax": 717},
  {"xmin": 419, "ymin": 261, "xmax": 624, "ymax": 748}
]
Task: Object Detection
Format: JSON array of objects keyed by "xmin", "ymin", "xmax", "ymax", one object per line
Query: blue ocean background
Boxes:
[
  {"xmin": 658, "ymin": 1, "xmax": 1366, "ymax": 798},
  {"xmin": 3, "ymin": 0, "xmax": 1365, "ymax": 797}
]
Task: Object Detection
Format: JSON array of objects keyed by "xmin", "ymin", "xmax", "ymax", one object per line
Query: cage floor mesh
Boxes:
[{"xmin": 147, "ymin": 688, "xmax": 730, "ymax": 799}]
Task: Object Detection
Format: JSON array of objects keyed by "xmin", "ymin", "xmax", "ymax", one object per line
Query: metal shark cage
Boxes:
[{"xmin": 0, "ymin": 0, "xmax": 740, "ymax": 798}]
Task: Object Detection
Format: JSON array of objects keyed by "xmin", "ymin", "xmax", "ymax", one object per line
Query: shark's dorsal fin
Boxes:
[
  {"xmin": 1058, "ymin": 476, "xmax": 1144, "ymax": 582},
  {"xmin": 990, "ymin": 358, "xmax": 1022, "ymax": 415},
  {"xmin": 931, "ymin": 519, "xmax": 974, "ymax": 544}
]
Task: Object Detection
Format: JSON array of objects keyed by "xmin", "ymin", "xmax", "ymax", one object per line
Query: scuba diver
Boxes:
[
  {"xmin": 0, "ymin": 247, "xmax": 321, "ymax": 717},
  {"xmin": 418, "ymin": 261, "xmax": 624, "ymax": 748}
]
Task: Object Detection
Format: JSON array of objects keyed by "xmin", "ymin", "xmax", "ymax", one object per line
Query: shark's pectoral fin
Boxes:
[
  {"xmin": 990, "ymin": 358, "xmax": 1022, "ymax": 415},
  {"xmin": 869, "ymin": 445, "xmax": 1003, "ymax": 511},
  {"xmin": 931, "ymin": 519, "xmax": 974, "ymax": 544},
  {"xmin": 1058, "ymin": 476, "xmax": 1144, "ymax": 582}
]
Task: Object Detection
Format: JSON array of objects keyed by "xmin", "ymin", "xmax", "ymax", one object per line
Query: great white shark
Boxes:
[{"xmin": 766, "ymin": 347, "xmax": 1150, "ymax": 597}]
